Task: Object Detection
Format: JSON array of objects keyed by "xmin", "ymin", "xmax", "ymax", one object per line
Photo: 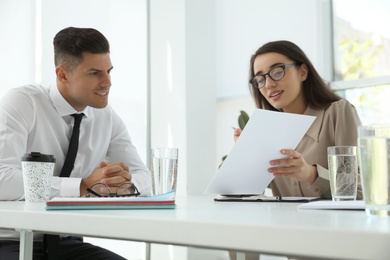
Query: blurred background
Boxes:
[{"xmin": 1, "ymin": 0, "xmax": 389, "ymax": 259}]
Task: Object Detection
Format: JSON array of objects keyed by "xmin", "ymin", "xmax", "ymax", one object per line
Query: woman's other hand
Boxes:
[{"xmin": 233, "ymin": 128, "xmax": 242, "ymax": 142}]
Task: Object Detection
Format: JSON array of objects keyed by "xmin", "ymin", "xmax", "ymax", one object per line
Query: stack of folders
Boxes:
[
  {"xmin": 46, "ymin": 191, "xmax": 176, "ymax": 210},
  {"xmin": 214, "ymin": 194, "xmax": 321, "ymax": 203}
]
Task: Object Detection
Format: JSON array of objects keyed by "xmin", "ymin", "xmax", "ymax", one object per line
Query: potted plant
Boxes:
[{"xmin": 221, "ymin": 110, "xmax": 250, "ymax": 163}]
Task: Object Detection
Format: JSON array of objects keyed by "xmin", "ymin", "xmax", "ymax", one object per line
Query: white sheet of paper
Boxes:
[
  {"xmin": 297, "ymin": 200, "xmax": 365, "ymax": 210},
  {"xmin": 205, "ymin": 109, "xmax": 315, "ymax": 194}
]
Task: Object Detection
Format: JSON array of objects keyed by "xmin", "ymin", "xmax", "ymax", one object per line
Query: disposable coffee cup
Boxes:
[{"xmin": 21, "ymin": 152, "xmax": 56, "ymax": 203}]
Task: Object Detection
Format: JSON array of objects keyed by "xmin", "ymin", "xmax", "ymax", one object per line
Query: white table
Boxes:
[{"xmin": 1, "ymin": 195, "xmax": 390, "ymax": 260}]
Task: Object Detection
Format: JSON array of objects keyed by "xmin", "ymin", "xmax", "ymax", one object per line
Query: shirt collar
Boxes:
[
  {"xmin": 49, "ymin": 85, "xmax": 91, "ymax": 118},
  {"xmin": 303, "ymin": 105, "xmax": 324, "ymax": 142}
]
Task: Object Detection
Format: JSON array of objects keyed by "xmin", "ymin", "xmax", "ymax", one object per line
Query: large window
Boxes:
[{"xmin": 332, "ymin": 0, "xmax": 390, "ymax": 124}]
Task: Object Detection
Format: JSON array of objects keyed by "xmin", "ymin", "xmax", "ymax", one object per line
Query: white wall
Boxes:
[
  {"xmin": 149, "ymin": 0, "xmax": 221, "ymax": 258},
  {"xmin": 215, "ymin": 0, "xmax": 333, "ymax": 168},
  {"xmin": 1, "ymin": 0, "xmax": 149, "ymax": 161},
  {"xmin": 150, "ymin": 0, "xmax": 333, "ymax": 198},
  {"xmin": 215, "ymin": 0, "xmax": 333, "ymax": 99},
  {"xmin": 40, "ymin": 0, "xmax": 149, "ymax": 162},
  {"xmin": 148, "ymin": 1, "xmax": 332, "ymax": 259},
  {"xmin": 150, "ymin": 0, "xmax": 217, "ymax": 196},
  {"xmin": 0, "ymin": 1, "xmax": 35, "ymax": 96}
]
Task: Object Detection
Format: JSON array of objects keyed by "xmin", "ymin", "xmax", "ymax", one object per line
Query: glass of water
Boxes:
[
  {"xmin": 327, "ymin": 146, "xmax": 358, "ymax": 201},
  {"xmin": 358, "ymin": 125, "xmax": 390, "ymax": 217},
  {"xmin": 150, "ymin": 148, "xmax": 179, "ymax": 196}
]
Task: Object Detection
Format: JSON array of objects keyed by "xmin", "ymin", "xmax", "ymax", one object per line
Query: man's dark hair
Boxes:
[{"xmin": 53, "ymin": 27, "xmax": 110, "ymax": 70}]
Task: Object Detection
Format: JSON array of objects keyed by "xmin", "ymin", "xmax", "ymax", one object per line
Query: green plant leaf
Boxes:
[
  {"xmin": 238, "ymin": 110, "xmax": 250, "ymax": 129},
  {"xmin": 220, "ymin": 110, "xmax": 250, "ymax": 167}
]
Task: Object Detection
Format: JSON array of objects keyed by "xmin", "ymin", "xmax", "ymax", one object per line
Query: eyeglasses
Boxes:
[
  {"xmin": 86, "ymin": 182, "xmax": 140, "ymax": 197},
  {"xmin": 249, "ymin": 63, "xmax": 297, "ymax": 90}
]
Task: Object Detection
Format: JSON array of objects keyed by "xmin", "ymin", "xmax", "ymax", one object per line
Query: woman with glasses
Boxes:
[{"xmin": 234, "ymin": 40, "xmax": 362, "ymax": 200}]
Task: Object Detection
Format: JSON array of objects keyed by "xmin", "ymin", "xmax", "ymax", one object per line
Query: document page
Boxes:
[
  {"xmin": 205, "ymin": 109, "xmax": 315, "ymax": 195},
  {"xmin": 298, "ymin": 200, "xmax": 365, "ymax": 210}
]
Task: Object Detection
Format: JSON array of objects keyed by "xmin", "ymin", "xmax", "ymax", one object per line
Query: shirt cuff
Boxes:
[
  {"xmin": 131, "ymin": 173, "xmax": 152, "ymax": 196},
  {"xmin": 60, "ymin": 177, "xmax": 82, "ymax": 197}
]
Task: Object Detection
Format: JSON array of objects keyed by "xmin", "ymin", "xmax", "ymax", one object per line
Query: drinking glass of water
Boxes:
[
  {"xmin": 150, "ymin": 148, "xmax": 178, "ymax": 196},
  {"xmin": 327, "ymin": 146, "xmax": 358, "ymax": 201},
  {"xmin": 358, "ymin": 125, "xmax": 390, "ymax": 217}
]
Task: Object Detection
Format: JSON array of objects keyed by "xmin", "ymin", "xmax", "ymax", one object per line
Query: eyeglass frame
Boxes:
[
  {"xmin": 249, "ymin": 63, "xmax": 298, "ymax": 90},
  {"xmin": 86, "ymin": 182, "xmax": 140, "ymax": 197}
]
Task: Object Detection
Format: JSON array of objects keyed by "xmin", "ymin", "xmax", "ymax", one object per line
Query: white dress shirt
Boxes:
[{"xmin": 0, "ymin": 84, "xmax": 151, "ymax": 201}]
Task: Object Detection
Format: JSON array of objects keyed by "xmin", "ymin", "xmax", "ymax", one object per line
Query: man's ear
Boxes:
[{"xmin": 56, "ymin": 66, "xmax": 68, "ymax": 82}]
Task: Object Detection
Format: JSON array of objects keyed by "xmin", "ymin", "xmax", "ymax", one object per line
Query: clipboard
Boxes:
[{"xmin": 214, "ymin": 194, "xmax": 322, "ymax": 203}]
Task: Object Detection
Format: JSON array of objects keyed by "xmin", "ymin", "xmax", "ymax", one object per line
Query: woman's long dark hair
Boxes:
[{"xmin": 249, "ymin": 40, "xmax": 340, "ymax": 111}]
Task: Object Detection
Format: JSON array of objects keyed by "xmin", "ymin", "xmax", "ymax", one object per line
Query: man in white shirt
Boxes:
[{"xmin": 0, "ymin": 27, "xmax": 151, "ymax": 260}]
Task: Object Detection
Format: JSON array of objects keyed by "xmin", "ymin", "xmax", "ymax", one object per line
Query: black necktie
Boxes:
[
  {"xmin": 45, "ymin": 114, "xmax": 84, "ymax": 255},
  {"xmin": 59, "ymin": 113, "xmax": 84, "ymax": 178}
]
